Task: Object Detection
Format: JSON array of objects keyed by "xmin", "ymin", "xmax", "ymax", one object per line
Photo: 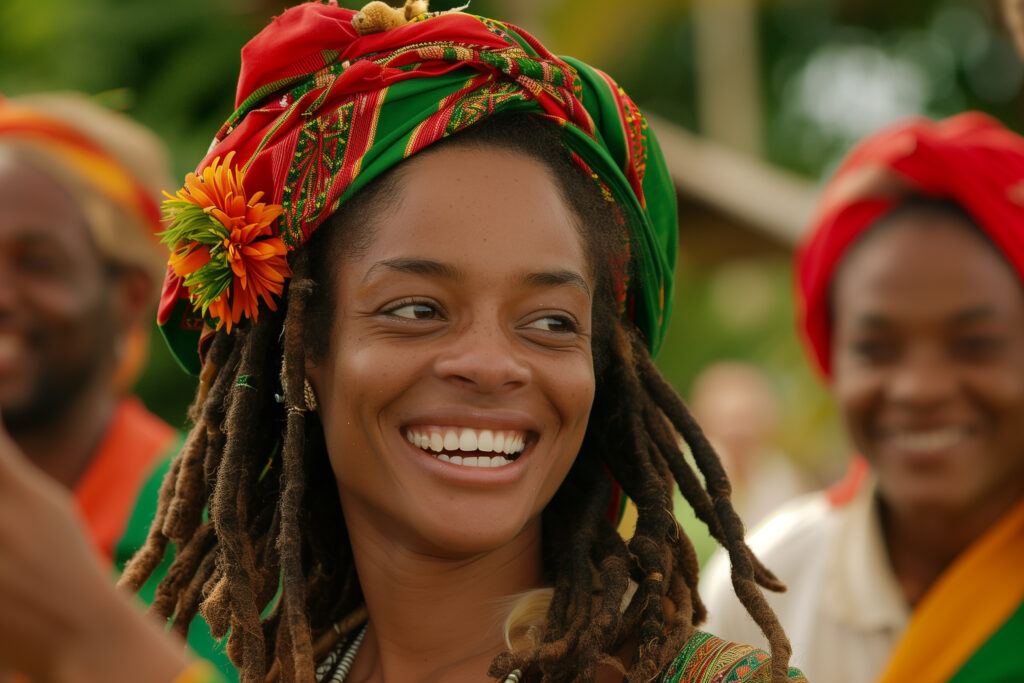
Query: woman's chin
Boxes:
[{"xmin": 398, "ymin": 507, "xmax": 541, "ymax": 559}]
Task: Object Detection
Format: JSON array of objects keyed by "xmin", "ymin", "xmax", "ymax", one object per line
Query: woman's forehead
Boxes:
[
  {"xmin": 350, "ymin": 145, "xmax": 587, "ymax": 268},
  {"xmin": 833, "ymin": 212, "xmax": 1024, "ymax": 324}
]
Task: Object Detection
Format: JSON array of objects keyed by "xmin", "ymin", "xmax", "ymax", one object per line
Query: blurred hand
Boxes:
[{"xmin": 0, "ymin": 414, "xmax": 191, "ymax": 683}]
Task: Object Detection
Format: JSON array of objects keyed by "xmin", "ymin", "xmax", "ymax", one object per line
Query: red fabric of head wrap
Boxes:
[
  {"xmin": 796, "ymin": 112, "xmax": 1024, "ymax": 376},
  {"xmin": 158, "ymin": 2, "xmax": 678, "ymax": 375}
]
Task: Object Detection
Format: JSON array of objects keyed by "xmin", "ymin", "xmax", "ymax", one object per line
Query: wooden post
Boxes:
[{"xmin": 693, "ymin": 0, "xmax": 763, "ymax": 156}]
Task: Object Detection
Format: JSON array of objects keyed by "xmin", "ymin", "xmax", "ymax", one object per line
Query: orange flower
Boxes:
[{"xmin": 161, "ymin": 152, "xmax": 291, "ymax": 333}]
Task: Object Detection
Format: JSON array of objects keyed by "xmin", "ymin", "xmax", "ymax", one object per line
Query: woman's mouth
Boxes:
[
  {"xmin": 404, "ymin": 426, "xmax": 529, "ymax": 468},
  {"xmin": 882, "ymin": 426, "xmax": 971, "ymax": 455}
]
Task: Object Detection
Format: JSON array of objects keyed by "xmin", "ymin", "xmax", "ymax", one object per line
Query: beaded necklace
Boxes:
[{"xmin": 314, "ymin": 623, "xmax": 524, "ymax": 682}]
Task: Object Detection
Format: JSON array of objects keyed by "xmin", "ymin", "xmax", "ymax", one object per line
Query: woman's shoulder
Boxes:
[{"xmin": 660, "ymin": 631, "xmax": 808, "ymax": 683}]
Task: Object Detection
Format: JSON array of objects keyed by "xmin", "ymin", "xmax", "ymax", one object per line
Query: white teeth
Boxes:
[
  {"xmin": 459, "ymin": 429, "xmax": 478, "ymax": 451},
  {"xmin": 888, "ymin": 427, "xmax": 966, "ymax": 453},
  {"xmin": 444, "ymin": 431, "xmax": 460, "ymax": 451},
  {"xmin": 404, "ymin": 426, "xmax": 527, "ymax": 467}
]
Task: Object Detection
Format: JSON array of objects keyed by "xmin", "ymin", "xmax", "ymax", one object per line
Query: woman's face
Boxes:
[
  {"xmin": 307, "ymin": 144, "xmax": 596, "ymax": 557},
  {"xmin": 831, "ymin": 210, "xmax": 1024, "ymax": 518}
]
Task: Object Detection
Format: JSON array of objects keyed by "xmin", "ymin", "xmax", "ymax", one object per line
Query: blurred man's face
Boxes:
[{"xmin": 0, "ymin": 156, "xmax": 118, "ymax": 433}]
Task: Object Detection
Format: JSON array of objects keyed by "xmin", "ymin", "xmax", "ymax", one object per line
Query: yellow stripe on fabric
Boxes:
[
  {"xmin": 877, "ymin": 495, "xmax": 1024, "ymax": 683},
  {"xmin": 172, "ymin": 660, "xmax": 230, "ymax": 683},
  {"xmin": 0, "ymin": 111, "xmax": 159, "ymax": 233},
  {"xmin": 43, "ymin": 142, "xmax": 141, "ymax": 216}
]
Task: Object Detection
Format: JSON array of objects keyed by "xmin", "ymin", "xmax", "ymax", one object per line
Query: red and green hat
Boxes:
[{"xmin": 158, "ymin": 1, "xmax": 678, "ymax": 374}]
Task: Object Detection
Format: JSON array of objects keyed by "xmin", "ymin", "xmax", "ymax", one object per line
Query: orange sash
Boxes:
[
  {"xmin": 72, "ymin": 397, "xmax": 177, "ymax": 564},
  {"xmin": 877, "ymin": 495, "xmax": 1024, "ymax": 682}
]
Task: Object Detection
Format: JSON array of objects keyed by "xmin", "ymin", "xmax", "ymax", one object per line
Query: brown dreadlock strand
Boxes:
[
  {"xmin": 123, "ymin": 114, "xmax": 795, "ymax": 683},
  {"xmin": 213, "ymin": 317, "xmax": 280, "ymax": 680},
  {"xmin": 632, "ymin": 337, "xmax": 792, "ymax": 680},
  {"xmin": 117, "ymin": 331, "xmax": 235, "ymax": 595},
  {"xmin": 272, "ymin": 249, "xmax": 316, "ymax": 682}
]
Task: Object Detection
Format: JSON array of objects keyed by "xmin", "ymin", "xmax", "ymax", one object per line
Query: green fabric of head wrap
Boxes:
[{"xmin": 157, "ymin": 4, "xmax": 677, "ymax": 374}]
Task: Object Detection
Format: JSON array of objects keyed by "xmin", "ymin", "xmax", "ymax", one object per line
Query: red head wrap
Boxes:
[
  {"xmin": 157, "ymin": 2, "xmax": 677, "ymax": 374},
  {"xmin": 796, "ymin": 112, "xmax": 1024, "ymax": 376}
]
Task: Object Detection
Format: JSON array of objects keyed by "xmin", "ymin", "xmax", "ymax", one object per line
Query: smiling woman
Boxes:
[
  {"xmin": 307, "ymin": 141, "xmax": 598, "ymax": 561},
  {"xmin": 0, "ymin": 3, "xmax": 807, "ymax": 683},
  {"xmin": 701, "ymin": 113, "xmax": 1024, "ymax": 683}
]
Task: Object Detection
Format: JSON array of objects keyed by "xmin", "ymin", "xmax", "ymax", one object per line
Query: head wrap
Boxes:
[
  {"xmin": 157, "ymin": 1, "xmax": 677, "ymax": 374},
  {"xmin": 0, "ymin": 92, "xmax": 172, "ymax": 285},
  {"xmin": 796, "ymin": 111, "xmax": 1024, "ymax": 376}
]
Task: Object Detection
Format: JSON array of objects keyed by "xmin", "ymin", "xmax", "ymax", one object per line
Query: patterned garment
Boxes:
[
  {"xmin": 661, "ymin": 632, "xmax": 808, "ymax": 683},
  {"xmin": 74, "ymin": 398, "xmax": 182, "ymax": 563},
  {"xmin": 158, "ymin": 2, "xmax": 677, "ymax": 374}
]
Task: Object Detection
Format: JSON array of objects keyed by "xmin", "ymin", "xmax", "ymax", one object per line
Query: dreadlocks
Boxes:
[{"xmin": 120, "ymin": 115, "xmax": 791, "ymax": 682}]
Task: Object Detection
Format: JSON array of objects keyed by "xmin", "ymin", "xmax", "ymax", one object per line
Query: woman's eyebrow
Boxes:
[
  {"xmin": 522, "ymin": 269, "xmax": 591, "ymax": 298},
  {"xmin": 950, "ymin": 306, "xmax": 1000, "ymax": 325},
  {"xmin": 362, "ymin": 257, "xmax": 463, "ymax": 283},
  {"xmin": 362, "ymin": 259, "xmax": 590, "ymax": 297}
]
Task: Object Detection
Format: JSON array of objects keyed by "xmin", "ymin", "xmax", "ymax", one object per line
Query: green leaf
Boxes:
[{"xmin": 160, "ymin": 201, "xmax": 229, "ymax": 247}]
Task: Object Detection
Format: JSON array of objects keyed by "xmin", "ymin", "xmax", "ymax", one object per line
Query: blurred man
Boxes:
[
  {"xmin": 0, "ymin": 93, "xmax": 234, "ymax": 681},
  {"xmin": 701, "ymin": 113, "xmax": 1024, "ymax": 682},
  {"xmin": 689, "ymin": 361, "xmax": 807, "ymax": 527},
  {"xmin": 0, "ymin": 92, "xmax": 177, "ymax": 563}
]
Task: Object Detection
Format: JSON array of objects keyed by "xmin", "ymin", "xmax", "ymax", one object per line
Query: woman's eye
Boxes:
[
  {"xmin": 849, "ymin": 338, "xmax": 897, "ymax": 364},
  {"xmin": 386, "ymin": 302, "xmax": 440, "ymax": 320},
  {"xmin": 951, "ymin": 335, "xmax": 1004, "ymax": 361},
  {"xmin": 524, "ymin": 315, "xmax": 577, "ymax": 333}
]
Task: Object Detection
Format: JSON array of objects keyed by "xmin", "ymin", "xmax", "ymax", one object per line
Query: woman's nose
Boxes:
[
  {"xmin": 887, "ymin": 345, "xmax": 957, "ymax": 408},
  {"xmin": 433, "ymin": 319, "xmax": 530, "ymax": 393}
]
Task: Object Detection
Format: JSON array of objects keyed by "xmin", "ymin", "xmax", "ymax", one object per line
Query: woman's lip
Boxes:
[
  {"xmin": 876, "ymin": 423, "xmax": 975, "ymax": 439},
  {"xmin": 876, "ymin": 425, "xmax": 973, "ymax": 459},
  {"xmin": 399, "ymin": 407, "xmax": 540, "ymax": 434}
]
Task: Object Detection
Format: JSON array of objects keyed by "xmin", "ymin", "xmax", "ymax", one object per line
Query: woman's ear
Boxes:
[
  {"xmin": 305, "ymin": 359, "xmax": 322, "ymax": 393},
  {"xmin": 303, "ymin": 378, "xmax": 319, "ymax": 412},
  {"xmin": 305, "ymin": 349, "xmax": 330, "ymax": 412}
]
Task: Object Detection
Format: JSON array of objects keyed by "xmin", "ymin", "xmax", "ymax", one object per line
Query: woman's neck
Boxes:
[
  {"xmin": 880, "ymin": 485, "xmax": 1024, "ymax": 607},
  {"xmin": 343, "ymin": 511, "xmax": 544, "ymax": 683}
]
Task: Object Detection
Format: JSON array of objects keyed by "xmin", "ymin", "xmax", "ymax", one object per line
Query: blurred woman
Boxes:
[{"xmin": 701, "ymin": 112, "xmax": 1024, "ymax": 683}]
